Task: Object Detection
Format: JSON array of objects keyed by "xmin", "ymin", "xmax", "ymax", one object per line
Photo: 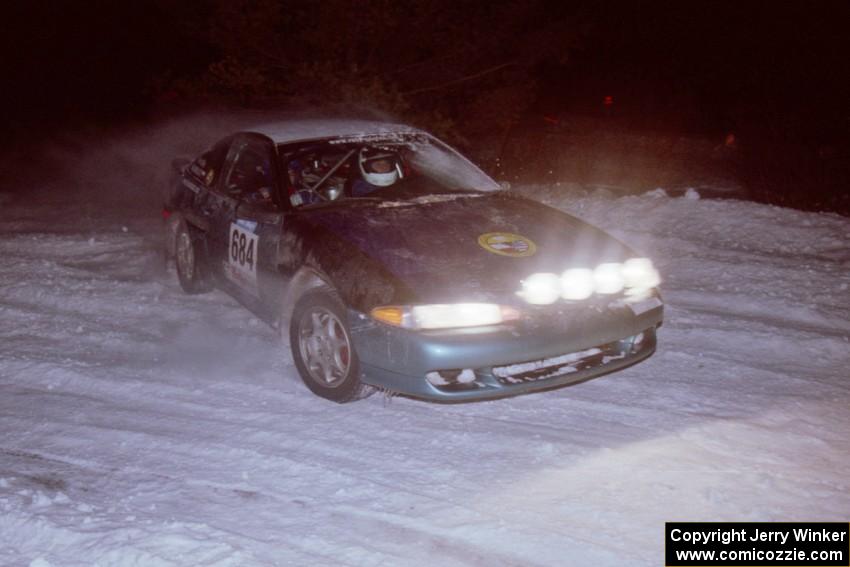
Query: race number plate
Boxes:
[{"xmin": 224, "ymin": 222, "xmax": 258, "ymax": 291}]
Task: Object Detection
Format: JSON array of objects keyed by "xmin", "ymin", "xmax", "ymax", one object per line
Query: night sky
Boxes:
[
  {"xmin": 4, "ymin": 1, "xmax": 206, "ymax": 133},
  {"xmin": 555, "ymin": 2, "xmax": 850, "ymax": 139}
]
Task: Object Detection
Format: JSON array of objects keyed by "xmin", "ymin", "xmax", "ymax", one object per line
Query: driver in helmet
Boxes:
[{"xmin": 351, "ymin": 148, "xmax": 402, "ymax": 197}]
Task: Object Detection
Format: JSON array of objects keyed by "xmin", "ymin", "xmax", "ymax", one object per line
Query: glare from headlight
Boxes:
[
  {"xmin": 372, "ymin": 303, "xmax": 519, "ymax": 330},
  {"xmin": 560, "ymin": 268, "xmax": 594, "ymax": 300},
  {"xmin": 518, "ymin": 272, "xmax": 561, "ymax": 305},
  {"xmin": 412, "ymin": 303, "xmax": 503, "ymax": 329},
  {"xmin": 517, "ymin": 258, "xmax": 660, "ymax": 304},
  {"xmin": 622, "ymin": 257, "xmax": 661, "ymax": 290},
  {"xmin": 593, "ymin": 263, "xmax": 625, "ymax": 294}
]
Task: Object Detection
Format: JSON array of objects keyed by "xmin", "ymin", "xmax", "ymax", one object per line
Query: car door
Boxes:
[
  {"xmin": 216, "ymin": 134, "xmax": 287, "ymax": 320},
  {"xmin": 176, "ymin": 136, "xmax": 232, "ymax": 231},
  {"xmin": 198, "ymin": 140, "xmax": 243, "ymax": 285}
]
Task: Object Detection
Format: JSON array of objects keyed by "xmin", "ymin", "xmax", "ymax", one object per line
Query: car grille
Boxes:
[{"xmin": 492, "ymin": 334, "xmax": 641, "ymax": 385}]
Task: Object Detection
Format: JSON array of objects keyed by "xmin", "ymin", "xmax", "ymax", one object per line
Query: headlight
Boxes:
[{"xmin": 371, "ymin": 303, "xmax": 520, "ymax": 330}]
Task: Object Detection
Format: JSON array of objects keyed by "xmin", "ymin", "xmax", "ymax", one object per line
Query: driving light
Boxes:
[
  {"xmin": 560, "ymin": 268, "xmax": 594, "ymax": 300},
  {"xmin": 622, "ymin": 257, "xmax": 661, "ymax": 291},
  {"xmin": 518, "ymin": 259, "xmax": 660, "ymax": 304},
  {"xmin": 518, "ymin": 273, "xmax": 561, "ymax": 305},
  {"xmin": 371, "ymin": 303, "xmax": 519, "ymax": 330},
  {"xmin": 593, "ymin": 263, "xmax": 624, "ymax": 294}
]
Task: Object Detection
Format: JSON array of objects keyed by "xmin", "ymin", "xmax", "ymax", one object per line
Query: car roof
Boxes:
[{"xmin": 247, "ymin": 119, "xmax": 425, "ymax": 144}]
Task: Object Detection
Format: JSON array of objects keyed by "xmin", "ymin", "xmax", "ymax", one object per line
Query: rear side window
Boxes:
[
  {"xmin": 187, "ymin": 138, "xmax": 230, "ymax": 187},
  {"xmin": 224, "ymin": 141, "xmax": 275, "ymax": 195}
]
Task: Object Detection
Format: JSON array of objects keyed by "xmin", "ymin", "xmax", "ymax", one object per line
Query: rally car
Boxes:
[{"xmin": 163, "ymin": 119, "xmax": 663, "ymax": 403}]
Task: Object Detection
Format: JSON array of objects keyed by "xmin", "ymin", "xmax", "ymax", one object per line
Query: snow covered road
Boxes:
[{"xmin": 1, "ymin": 187, "xmax": 848, "ymax": 566}]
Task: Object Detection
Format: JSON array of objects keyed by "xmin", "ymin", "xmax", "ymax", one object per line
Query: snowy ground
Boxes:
[{"xmin": 1, "ymin": 183, "xmax": 848, "ymax": 566}]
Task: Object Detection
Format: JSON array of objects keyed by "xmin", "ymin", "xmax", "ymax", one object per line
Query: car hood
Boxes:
[{"xmin": 303, "ymin": 193, "xmax": 635, "ymax": 303}]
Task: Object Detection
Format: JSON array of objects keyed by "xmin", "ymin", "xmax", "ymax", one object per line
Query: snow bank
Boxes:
[{"xmin": 0, "ymin": 183, "xmax": 848, "ymax": 566}]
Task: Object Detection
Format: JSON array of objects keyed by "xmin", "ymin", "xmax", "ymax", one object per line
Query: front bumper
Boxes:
[{"xmin": 349, "ymin": 296, "xmax": 663, "ymax": 402}]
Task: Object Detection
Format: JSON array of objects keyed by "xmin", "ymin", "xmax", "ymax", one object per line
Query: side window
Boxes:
[
  {"xmin": 187, "ymin": 139, "xmax": 230, "ymax": 187},
  {"xmin": 223, "ymin": 140, "xmax": 276, "ymax": 205},
  {"xmin": 281, "ymin": 144, "xmax": 356, "ymax": 207}
]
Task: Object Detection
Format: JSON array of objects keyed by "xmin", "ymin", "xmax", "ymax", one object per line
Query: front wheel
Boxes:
[{"xmin": 290, "ymin": 288, "xmax": 372, "ymax": 403}]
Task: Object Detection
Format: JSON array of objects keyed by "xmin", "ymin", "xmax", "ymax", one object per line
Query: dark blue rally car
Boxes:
[{"xmin": 164, "ymin": 119, "xmax": 663, "ymax": 403}]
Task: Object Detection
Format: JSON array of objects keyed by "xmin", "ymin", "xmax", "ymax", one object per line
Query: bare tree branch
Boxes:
[
  {"xmin": 401, "ymin": 62, "xmax": 516, "ymax": 96},
  {"xmin": 389, "ymin": 45, "xmax": 479, "ymax": 76}
]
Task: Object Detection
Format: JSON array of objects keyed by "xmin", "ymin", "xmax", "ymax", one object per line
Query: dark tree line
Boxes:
[
  {"xmin": 6, "ymin": 0, "xmax": 848, "ymax": 213},
  {"xmin": 153, "ymin": 0, "xmax": 580, "ymax": 142}
]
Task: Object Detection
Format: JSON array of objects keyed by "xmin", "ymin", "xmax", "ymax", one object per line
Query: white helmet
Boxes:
[{"xmin": 358, "ymin": 148, "xmax": 401, "ymax": 187}]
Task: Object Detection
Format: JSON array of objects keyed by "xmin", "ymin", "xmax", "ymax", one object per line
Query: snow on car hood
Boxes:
[{"xmin": 302, "ymin": 193, "xmax": 635, "ymax": 302}]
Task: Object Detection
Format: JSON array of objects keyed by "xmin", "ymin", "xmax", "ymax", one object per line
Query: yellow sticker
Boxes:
[{"xmin": 478, "ymin": 232, "xmax": 537, "ymax": 257}]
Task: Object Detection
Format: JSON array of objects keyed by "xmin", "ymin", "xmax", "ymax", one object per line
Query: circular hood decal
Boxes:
[{"xmin": 478, "ymin": 232, "xmax": 537, "ymax": 257}]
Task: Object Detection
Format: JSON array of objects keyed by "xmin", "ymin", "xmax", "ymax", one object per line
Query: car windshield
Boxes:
[{"xmin": 279, "ymin": 132, "xmax": 500, "ymax": 209}]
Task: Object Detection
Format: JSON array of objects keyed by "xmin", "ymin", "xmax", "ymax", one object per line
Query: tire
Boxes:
[
  {"xmin": 290, "ymin": 288, "xmax": 372, "ymax": 403},
  {"xmin": 175, "ymin": 220, "xmax": 212, "ymax": 294}
]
